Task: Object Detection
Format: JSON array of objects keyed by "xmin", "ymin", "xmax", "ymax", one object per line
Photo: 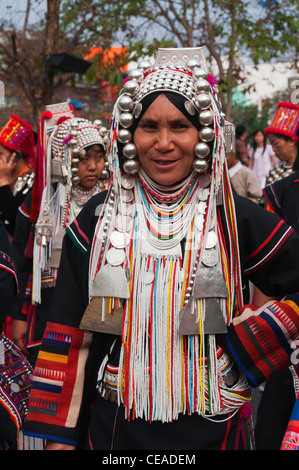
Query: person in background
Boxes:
[
  {"xmin": 264, "ymin": 102, "xmax": 299, "ymax": 187},
  {"xmin": 11, "ymin": 114, "xmax": 109, "ymax": 367},
  {"xmin": 0, "ymin": 115, "xmax": 36, "ymax": 239},
  {"xmin": 227, "ymin": 149, "xmax": 262, "ymax": 204},
  {"xmin": 69, "ymin": 99, "xmax": 87, "ymax": 118},
  {"xmin": 254, "ymin": 102, "xmax": 299, "ymax": 450},
  {"xmin": 235, "ymin": 125, "xmax": 249, "ymax": 167},
  {"xmin": 248, "ymin": 129, "xmax": 277, "ymax": 188}
]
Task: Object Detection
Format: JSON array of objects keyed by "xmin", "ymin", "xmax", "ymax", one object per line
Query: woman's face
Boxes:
[
  {"xmin": 77, "ymin": 144, "xmax": 105, "ymax": 189},
  {"xmin": 268, "ymin": 133, "xmax": 296, "ymax": 163},
  {"xmin": 254, "ymin": 131, "xmax": 264, "ymax": 145},
  {"xmin": 133, "ymin": 94, "xmax": 199, "ymax": 187}
]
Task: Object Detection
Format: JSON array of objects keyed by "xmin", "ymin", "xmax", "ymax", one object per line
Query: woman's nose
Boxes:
[
  {"xmin": 155, "ymin": 130, "xmax": 175, "ymax": 152},
  {"xmin": 87, "ymin": 157, "xmax": 97, "ymax": 169}
]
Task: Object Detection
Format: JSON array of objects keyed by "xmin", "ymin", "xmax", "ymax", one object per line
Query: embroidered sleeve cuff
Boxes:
[
  {"xmin": 23, "ymin": 322, "xmax": 93, "ymax": 445},
  {"xmin": 225, "ymin": 294, "xmax": 299, "ymax": 388}
]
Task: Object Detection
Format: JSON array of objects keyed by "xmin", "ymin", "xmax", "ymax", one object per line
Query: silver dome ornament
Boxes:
[
  {"xmin": 128, "ymin": 68, "xmax": 144, "ymax": 82},
  {"xmin": 72, "ymin": 167, "xmax": 79, "ymax": 176},
  {"xmin": 117, "ymin": 128, "xmax": 132, "ymax": 144},
  {"xmin": 185, "ymin": 58, "xmax": 201, "ymax": 72},
  {"xmin": 119, "ymin": 112, "xmax": 133, "ymax": 129},
  {"xmin": 195, "ymin": 78, "xmax": 210, "ymax": 94},
  {"xmin": 104, "ymin": 160, "xmax": 109, "ymax": 170},
  {"xmin": 93, "ymin": 119, "xmax": 103, "ymax": 128},
  {"xmin": 193, "ymin": 158, "xmax": 209, "ymax": 173},
  {"xmin": 123, "ymin": 80, "xmax": 140, "ymax": 97},
  {"xmin": 199, "ymin": 127, "xmax": 215, "ymax": 142},
  {"xmin": 123, "ymin": 159, "xmax": 140, "ymax": 175},
  {"xmin": 70, "ymin": 129, "xmax": 78, "ymax": 137},
  {"xmin": 72, "ymin": 147, "xmax": 80, "ymax": 156},
  {"xmin": 137, "ymin": 60, "xmax": 152, "ymax": 73},
  {"xmin": 118, "ymin": 94, "xmax": 134, "ymax": 112},
  {"xmin": 199, "ymin": 109, "xmax": 214, "ymax": 126},
  {"xmin": 195, "ymin": 93, "xmax": 212, "ymax": 110},
  {"xmin": 79, "ymin": 149, "xmax": 86, "ymax": 158},
  {"xmin": 70, "ymin": 119, "xmax": 79, "ymax": 129},
  {"xmin": 194, "ymin": 142, "xmax": 210, "ymax": 158},
  {"xmin": 72, "ymin": 157, "xmax": 80, "ymax": 166},
  {"xmin": 99, "ymin": 126, "xmax": 108, "ymax": 137},
  {"xmin": 100, "ymin": 169, "xmax": 110, "ymax": 179},
  {"xmin": 192, "ymin": 67, "xmax": 208, "ymax": 80},
  {"xmin": 123, "ymin": 142, "xmax": 138, "ymax": 159},
  {"xmin": 72, "ymin": 176, "xmax": 80, "ymax": 185},
  {"xmin": 69, "ymin": 138, "xmax": 78, "ymax": 148}
]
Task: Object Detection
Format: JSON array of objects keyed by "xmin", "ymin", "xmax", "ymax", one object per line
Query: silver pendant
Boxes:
[
  {"xmin": 178, "ymin": 299, "xmax": 200, "ymax": 336},
  {"xmin": 115, "ymin": 213, "xmax": 133, "ymax": 233},
  {"xmin": 192, "ymin": 267, "xmax": 228, "ymax": 299},
  {"xmin": 80, "ymin": 297, "xmax": 124, "ymax": 335},
  {"xmin": 90, "ymin": 263, "xmax": 130, "ymax": 298},
  {"xmin": 203, "ymin": 298, "xmax": 228, "ymax": 334},
  {"xmin": 106, "ymin": 247, "xmax": 126, "ymax": 266}
]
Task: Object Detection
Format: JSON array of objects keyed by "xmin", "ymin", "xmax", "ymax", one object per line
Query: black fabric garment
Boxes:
[
  {"xmin": 23, "ymin": 190, "xmax": 299, "ymax": 448},
  {"xmin": 0, "ymin": 220, "xmax": 17, "ymax": 324},
  {"xmin": 0, "ymin": 181, "xmax": 30, "ymax": 237},
  {"xmin": 255, "ymin": 171, "xmax": 299, "ymax": 450},
  {"xmin": 87, "ymin": 396, "xmax": 244, "ymax": 450}
]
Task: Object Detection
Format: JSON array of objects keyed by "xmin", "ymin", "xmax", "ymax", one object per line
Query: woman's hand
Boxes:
[
  {"xmin": 45, "ymin": 441, "xmax": 76, "ymax": 450},
  {"xmin": 0, "ymin": 153, "xmax": 16, "ymax": 186},
  {"xmin": 10, "ymin": 319, "xmax": 29, "ymax": 356}
]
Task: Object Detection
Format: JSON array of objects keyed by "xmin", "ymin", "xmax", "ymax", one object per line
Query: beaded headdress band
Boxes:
[
  {"xmin": 265, "ymin": 102, "xmax": 299, "ymax": 143},
  {"xmin": 108, "ymin": 47, "xmax": 235, "ymax": 181}
]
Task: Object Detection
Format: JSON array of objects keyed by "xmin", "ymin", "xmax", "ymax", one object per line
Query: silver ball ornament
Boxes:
[
  {"xmin": 93, "ymin": 119, "xmax": 103, "ymax": 128},
  {"xmin": 123, "ymin": 80, "xmax": 140, "ymax": 96},
  {"xmin": 69, "ymin": 138, "xmax": 78, "ymax": 148},
  {"xmin": 195, "ymin": 78, "xmax": 210, "ymax": 94},
  {"xmin": 185, "ymin": 58, "xmax": 201, "ymax": 72},
  {"xmin": 199, "ymin": 110, "xmax": 214, "ymax": 126},
  {"xmin": 192, "ymin": 158, "xmax": 209, "ymax": 173},
  {"xmin": 195, "ymin": 93, "xmax": 212, "ymax": 110},
  {"xmin": 123, "ymin": 159, "xmax": 140, "ymax": 175},
  {"xmin": 118, "ymin": 94, "xmax": 134, "ymax": 112},
  {"xmin": 192, "ymin": 67, "xmax": 208, "ymax": 80},
  {"xmin": 137, "ymin": 60, "xmax": 152, "ymax": 73},
  {"xmin": 119, "ymin": 112, "xmax": 133, "ymax": 129},
  {"xmin": 128, "ymin": 68, "xmax": 144, "ymax": 82},
  {"xmin": 199, "ymin": 127, "xmax": 215, "ymax": 142},
  {"xmin": 117, "ymin": 129, "xmax": 132, "ymax": 144},
  {"xmin": 194, "ymin": 142, "xmax": 210, "ymax": 158},
  {"xmin": 123, "ymin": 142, "xmax": 138, "ymax": 159},
  {"xmin": 72, "ymin": 176, "xmax": 80, "ymax": 185}
]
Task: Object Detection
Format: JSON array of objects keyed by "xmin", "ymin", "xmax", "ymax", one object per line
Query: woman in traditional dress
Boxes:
[
  {"xmin": 23, "ymin": 49, "xmax": 299, "ymax": 450},
  {"xmin": 10, "ymin": 111, "xmax": 109, "ymax": 367}
]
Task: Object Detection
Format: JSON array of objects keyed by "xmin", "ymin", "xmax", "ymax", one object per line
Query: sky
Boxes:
[{"xmin": 0, "ymin": 0, "xmax": 46, "ymax": 26}]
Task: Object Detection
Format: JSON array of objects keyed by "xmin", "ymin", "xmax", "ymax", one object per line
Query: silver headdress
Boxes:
[
  {"xmin": 33, "ymin": 110, "xmax": 109, "ymax": 303},
  {"xmin": 108, "ymin": 47, "xmax": 235, "ymax": 187}
]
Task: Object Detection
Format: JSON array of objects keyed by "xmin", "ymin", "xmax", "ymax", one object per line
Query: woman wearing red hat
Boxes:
[{"xmin": 0, "ymin": 115, "xmax": 36, "ymax": 238}]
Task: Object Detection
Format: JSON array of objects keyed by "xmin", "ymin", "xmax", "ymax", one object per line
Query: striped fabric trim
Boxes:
[
  {"xmin": 244, "ymin": 222, "xmax": 294, "ymax": 275},
  {"xmin": 66, "ymin": 224, "xmax": 88, "ymax": 254},
  {"xmin": 281, "ymin": 393, "xmax": 299, "ymax": 450},
  {"xmin": 18, "ymin": 201, "xmax": 31, "ymax": 219},
  {"xmin": 26, "ymin": 322, "xmax": 93, "ymax": 428},
  {"xmin": 226, "ymin": 296, "xmax": 299, "ymax": 388}
]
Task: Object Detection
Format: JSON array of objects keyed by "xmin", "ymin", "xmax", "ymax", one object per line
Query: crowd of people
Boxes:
[{"xmin": 1, "ymin": 46, "xmax": 299, "ymax": 451}]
